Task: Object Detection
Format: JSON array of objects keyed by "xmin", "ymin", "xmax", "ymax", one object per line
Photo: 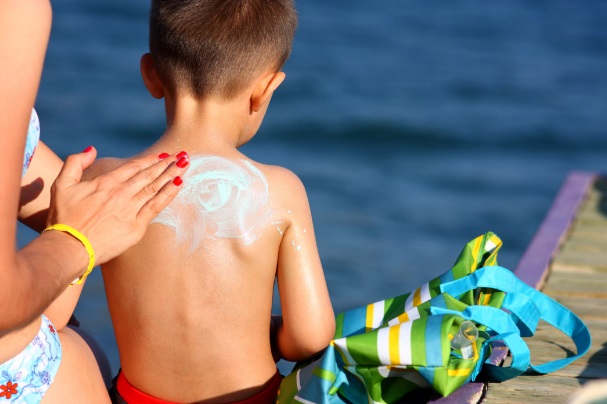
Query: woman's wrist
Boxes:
[
  {"xmin": 43, "ymin": 224, "xmax": 95, "ymax": 284},
  {"xmin": 1, "ymin": 231, "xmax": 89, "ymax": 330},
  {"xmin": 38, "ymin": 229, "xmax": 90, "ymax": 283}
]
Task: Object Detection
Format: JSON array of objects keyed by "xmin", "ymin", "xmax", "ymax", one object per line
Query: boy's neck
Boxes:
[{"xmin": 159, "ymin": 92, "xmax": 255, "ymax": 153}]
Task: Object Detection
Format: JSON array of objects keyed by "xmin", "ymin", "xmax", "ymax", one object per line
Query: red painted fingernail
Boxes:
[
  {"xmin": 173, "ymin": 176, "xmax": 183, "ymax": 186},
  {"xmin": 158, "ymin": 152, "xmax": 170, "ymax": 159},
  {"xmin": 176, "ymin": 156, "xmax": 189, "ymax": 168},
  {"xmin": 176, "ymin": 151, "xmax": 188, "ymax": 159},
  {"xmin": 82, "ymin": 146, "xmax": 93, "ymax": 153}
]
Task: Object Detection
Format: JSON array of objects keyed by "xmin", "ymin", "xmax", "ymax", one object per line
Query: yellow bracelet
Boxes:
[{"xmin": 43, "ymin": 224, "xmax": 96, "ymax": 285}]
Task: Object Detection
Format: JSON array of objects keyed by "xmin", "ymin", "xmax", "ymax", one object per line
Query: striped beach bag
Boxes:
[{"xmin": 276, "ymin": 232, "xmax": 591, "ymax": 403}]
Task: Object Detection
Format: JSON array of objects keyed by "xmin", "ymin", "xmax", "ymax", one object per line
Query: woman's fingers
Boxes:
[
  {"xmin": 105, "ymin": 151, "xmax": 169, "ymax": 184},
  {"xmin": 47, "ymin": 149, "xmax": 190, "ymax": 267},
  {"xmin": 126, "ymin": 151, "xmax": 189, "ymax": 201},
  {"xmin": 130, "ymin": 152, "xmax": 190, "ymax": 205},
  {"xmin": 132, "ymin": 152, "xmax": 189, "ymax": 213},
  {"xmin": 137, "ymin": 175, "xmax": 185, "ymax": 224}
]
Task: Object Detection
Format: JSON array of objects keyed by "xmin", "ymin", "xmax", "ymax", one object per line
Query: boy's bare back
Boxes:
[
  {"xmin": 92, "ymin": 1, "xmax": 334, "ymax": 401},
  {"xmin": 94, "ymin": 149, "xmax": 329, "ymax": 401}
]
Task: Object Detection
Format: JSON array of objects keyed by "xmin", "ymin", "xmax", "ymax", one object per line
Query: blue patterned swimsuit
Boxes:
[
  {"xmin": 0, "ymin": 317, "xmax": 62, "ymax": 403},
  {"xmin": 22, "ymin": 109, "xmax": 40, "ymax": 177},
  {"xmin": 1, "ymin": 110, "xmax": 63, "ymax": 403}
]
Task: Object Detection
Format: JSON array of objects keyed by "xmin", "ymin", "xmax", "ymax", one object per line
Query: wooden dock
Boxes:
[{"xmin": 482, "ymin": 172, "xmax": 607, "ymax": 403}]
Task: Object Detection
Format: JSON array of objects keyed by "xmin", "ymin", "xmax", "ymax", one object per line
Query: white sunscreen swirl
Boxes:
[{"xmin": 151, "ymin": 156, "xmax": 271, "ymax": 248}]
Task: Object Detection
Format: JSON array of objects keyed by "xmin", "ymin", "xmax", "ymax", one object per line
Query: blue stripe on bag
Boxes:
[
  {"xmin": 296, "ymin": 354, "xmax": 338, "ymax": 404},
  {"xmin": 501, "ymin": 293, "xmax": 540, "ymax": 337},
  {"xmin": 426, "ymin": 316, "xmax": 446, "ymax": 367},
  {"xmin": 439, "ymin": 269, "xmax": 455, "ymax": 284},
  {"xmin": 342, "ymin": 306, "xmax": 367, "ymax": 337}
]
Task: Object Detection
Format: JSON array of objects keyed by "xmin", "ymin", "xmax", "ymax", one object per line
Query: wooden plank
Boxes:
[
  {"xmin": 561, "ymin": 240, "xmax": 607, "ymax": 254},
  {"xmin": 569, "ymin": 217, "xmax": 607, "ymax": 228},
  {"xmin": 514, "ymin": 172, "xmax": 595, "ymax": 289},
  {"xmin": 551, "ymin": 258, "xmax": 607, "ymax": 274},
  {"xmin": 550, "ymin": 296, "xmax": 607, "ymax": 318},
  {"xmin": 528, "ymin": 320, "xmax": 607, "ymax": 343},
  {"xmin": 567, "ymin": 227, "xmax": 607, "ymax": 243},
  {"xmin": 569, "ymin": 223, "xmax": 607, "ymax": 241},
  {"xmin": 542, "ymin": 271, "xmax": 607, "ymax": 298},
  {"xmin": 544, "ymin": 270, "xmax": 607, "ymax": 288},
  {"xmin": 482, "ymin": 173, "xmax": 605, "ymax": 403},
  {"xmin": 483, "ymin": 375, "xmax": 588, "ymax": 404}
]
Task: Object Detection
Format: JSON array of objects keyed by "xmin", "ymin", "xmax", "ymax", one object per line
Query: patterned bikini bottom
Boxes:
[{"xmin": 0, "ymin": 315, "xmax": 62, "ymax": 403}]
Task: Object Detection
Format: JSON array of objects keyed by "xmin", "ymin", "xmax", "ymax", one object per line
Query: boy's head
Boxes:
[{"xmin": 148, "ymin": 0, "xmax": 297, "ymax": 101}]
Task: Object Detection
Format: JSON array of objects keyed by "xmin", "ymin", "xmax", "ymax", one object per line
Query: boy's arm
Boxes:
[
  {"xmin": 19, "ymin": 141, "xmax": 84, "ymax": 330},
  {"xmin": 274, "ymin": 169, "xmax": 335, "ymax": 362}
]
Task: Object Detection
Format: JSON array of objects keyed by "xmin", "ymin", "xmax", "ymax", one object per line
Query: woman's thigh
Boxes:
[{"xmin": 42, "ymin": 327, "xmax": 110, "ymax": 403}]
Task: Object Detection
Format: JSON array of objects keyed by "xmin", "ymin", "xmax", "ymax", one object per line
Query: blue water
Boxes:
[{"xmin": 18, "ymin": 0, "xmax": 607, "ymax": 374}]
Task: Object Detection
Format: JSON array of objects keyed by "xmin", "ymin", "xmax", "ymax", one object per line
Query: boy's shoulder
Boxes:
[
  {"xmin": 247, "ymin": 161, "xmax": 311, "ymax": 214},
  {"xmin": 82, "ymin": 157, "xmax": 125, "ymax": 181},
  {"xmin": 193, "ymin": 154, "xmax": 309, "ymax": 212},
  {"xmin": 250, "ymin": 161, "xmax": 307, "ymax": 196},
  {"xmin": 252, "ymin": 161, "xmax": 299, "ymax": 182}
]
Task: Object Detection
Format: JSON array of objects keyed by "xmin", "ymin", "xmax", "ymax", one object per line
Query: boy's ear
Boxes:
[
  {"xmin": 140, "ymin": 53, "xmax": 164, "ymax": 99},
  {"xmin": 250, "ymin": 71, "xmax": 286, "ymax": 113}
]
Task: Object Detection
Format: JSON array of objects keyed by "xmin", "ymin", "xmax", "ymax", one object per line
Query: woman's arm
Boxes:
[
  {"xmin": 0, "ymin": 0, "xmax": 59, "ymax": 331},
  {"xmin": 0, "ymin": 0, "xmax": 189, "ymax": 333},
  {"xmin": 19, "ymin": 141, "xmax": 84, "ymax": 330}
]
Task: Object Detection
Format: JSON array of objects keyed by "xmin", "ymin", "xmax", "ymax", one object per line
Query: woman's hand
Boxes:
[{"xmin": 47, "ymin": 147, "xmax": 189, "ymax": 267}]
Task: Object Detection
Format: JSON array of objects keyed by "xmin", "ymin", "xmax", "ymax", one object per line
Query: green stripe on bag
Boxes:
[
  {"xmin": 312, "ymin": 367, "xmax": 336, "ymax": 384},
  {"xmin": 345, "ymin": 329, "xmax": 381, "ymax": 365},
  {"xmin": 410, "ymin": 318, "xmax": 428, "ymax": 366}
]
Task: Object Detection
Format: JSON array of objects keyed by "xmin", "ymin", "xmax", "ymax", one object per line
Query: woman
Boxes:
[{"xmin": 0, "ymin": 0, "xmax": 189, "ymax": 401}]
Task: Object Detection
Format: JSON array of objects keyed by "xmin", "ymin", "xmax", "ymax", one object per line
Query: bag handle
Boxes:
[
  {"xmin": 440, "ymin": 266, "xmax": 591, "ymax": 374},
  {"xmin": 430, "ymin": 305, "xmax": 530, "ymax": 382},
  {"xmin": 501, "ymin": 292, "xmax": 540, "ymax": 337}
]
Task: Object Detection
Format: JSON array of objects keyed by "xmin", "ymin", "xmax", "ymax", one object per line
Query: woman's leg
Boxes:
[
  {"xmin": 42, "ymin": 327, "xmax": 110, "ymax": 403},
  {"xmin": 67, "ymin": 324, "xmax": 113, "ymax": 387}
]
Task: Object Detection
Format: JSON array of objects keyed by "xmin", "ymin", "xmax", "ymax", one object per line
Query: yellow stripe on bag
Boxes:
[
  {"xmin": 399, "ymin": 312, "xmax": 410, "ymax": 322},
  {"xmin": 389, "ymin": 326, "xmax": 400, "ymax": 364},
  {"xmin": 471, "ymin": 237, "xmax": 482, "ymax": 273},
  {"xmin": 389, "ymin": 311, "xmax": 410, "ymax": 326},
  {"xmin": 366, "ymin": 303, "xmax": 374, "ymax": 331},
  {"xmin": 448, "ymin": 368, "xmax": 472, "ymax": 377},
  {"xmin": 413, "ymin": 287, "xmax": 422, "ymax": 307}
]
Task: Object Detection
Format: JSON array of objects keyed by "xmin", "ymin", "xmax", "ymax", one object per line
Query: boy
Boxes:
[{"xmin": 88, "ymin": 0, "xmax": 335, "ymax": 402}]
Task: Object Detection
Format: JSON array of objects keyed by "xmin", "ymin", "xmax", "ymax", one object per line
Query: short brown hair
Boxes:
[{"xmin": 149, "ymin": 0, "xmax": 297, "ymax": 100}]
